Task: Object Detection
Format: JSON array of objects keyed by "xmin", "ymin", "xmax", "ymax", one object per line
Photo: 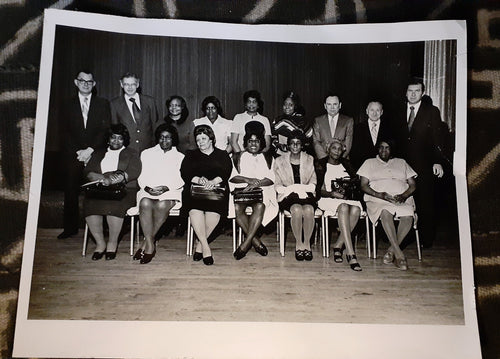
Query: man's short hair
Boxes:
[
  {"xmin": 366, "ymin": 101, "xmax": 383, "ymax": 110},
  {"xmin": 75, "ymin": 69, "xmax": 94, "ymax": 79},
  {"xmin": 323, "ymin": 93, "xmax": 341, "ymax": 103},
  {"xmin": 120, "ymin": 72, "xmax": 140, "ymax": 82},
  {"xmin": 407, "ymin": 77, "xmax": 425, "ymax": 92}
]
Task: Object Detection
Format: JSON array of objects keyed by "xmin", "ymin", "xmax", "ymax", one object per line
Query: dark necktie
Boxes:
[
  {"xmin": 408, "ymin": 106, "xmax": 415, "ymax": 131},
  {"xmin": 129, "ymin": 97, "xmax": 141, "ymax": 123}
]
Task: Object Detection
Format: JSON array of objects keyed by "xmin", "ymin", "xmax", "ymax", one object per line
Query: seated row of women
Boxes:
[{"xmin": 84, "ymin": 122, "xmax": 417, "ymax": 272}]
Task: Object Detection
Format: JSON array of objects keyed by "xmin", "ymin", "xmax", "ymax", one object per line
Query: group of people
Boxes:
[{"xmin": 58, "ymin": 70, "xmax": 447, "ymax": 272}]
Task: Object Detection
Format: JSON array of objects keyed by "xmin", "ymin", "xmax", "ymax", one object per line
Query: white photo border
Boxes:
[{"xmin": 14, "ymin": 9, "xmax": 478, "ymax": 359}]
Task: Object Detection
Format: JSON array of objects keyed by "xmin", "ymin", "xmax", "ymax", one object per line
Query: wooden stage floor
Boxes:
[{"xmin": 27, "ymin": 228, "xmax": 464, "ymax": 325}]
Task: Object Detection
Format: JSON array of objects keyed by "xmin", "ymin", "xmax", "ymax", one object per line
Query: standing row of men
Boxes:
[
  {"xmin": 58, "ymin": 70, "xmax": 446, "ymax": 248},
  {"xmin": 312, "ymin": 79, "xmax": 445, "ymax": 248}
]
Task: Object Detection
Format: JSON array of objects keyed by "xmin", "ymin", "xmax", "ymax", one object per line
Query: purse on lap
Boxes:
[
  {"xmin": 190, "ymin": 184, "xmax": 226, "ymax": 201},
  {"xmin": 232, "ymin": 187, "xmax": 263, "ymax": 204},
  {"xmin": 81, "ymin": 170, "xmax": 127, "ymax": 201},
  {"xmin": 331, "ymin": 176, "xmax": 361, "ymax": 201}
]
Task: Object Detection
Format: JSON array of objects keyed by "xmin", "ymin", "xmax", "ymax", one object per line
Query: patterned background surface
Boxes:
[{"xmin": 0, "ymin": 1, "xmax": 499, "ymax": 358}]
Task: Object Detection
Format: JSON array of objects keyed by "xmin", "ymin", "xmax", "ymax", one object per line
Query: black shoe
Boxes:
[
  {"xmin": 203, "ymin": 256, "xmax": 214, "ymax": 265},
  {"xmin": 304, "ymin": 249, "xmax": 313, "ymax": 261},
  {"xmin": 234, "ymin": 246, "xmax": 248, "ymax": 260},
  {"xmin": 57, "ymin": 230, "xmax": 77, "ymax": 239},
  {"xmin": 333, "ymin": 246, "xmax": 344, "ymax": 263},
  {"xmin": 295, "ymin": 249, "xmax": 304, "ymax": 261},
  {"xmin": 254, "ymin": 243, "xmax": 268, "ymax": 256},
  {"xmin": 91, "ymin": 251, "xmax": 105, "ymax": 260},
  {"xmin": 346, "ymin": 254, "xmax": 362, "ymax": 271},
  {"xmin": 105, "ymin": 251, "xmax": 116, "ymax": 260},
  {"xmin": 140, "ymin": 249, "xmax": 156, "ymax": 264},
  {"xmin": 175, "ymin": 223, "xmax": 186, "ymax": 237},
  {"xmin": 193, "ymin": 252, "xmax": 203, "ymax": 261}
]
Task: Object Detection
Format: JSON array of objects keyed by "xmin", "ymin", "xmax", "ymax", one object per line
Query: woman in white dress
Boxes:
[
  {"xmin": 230, "ymin": 123, "xmax": 278, "ymax": 260},
  {"xmin": 357, "ymin": 139, "xmax": 417, "ymax": 271},
  {"xmin": 134, "ymin": 124, "xmax": 185, "ymax": 264},
  {"xmin": 318, "ymin": 139, "xmax": 362, "ymax": 271}
]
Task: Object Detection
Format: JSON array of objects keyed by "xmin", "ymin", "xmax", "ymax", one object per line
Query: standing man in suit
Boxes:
[
  {"xmin": 351, "ymin": 101, "xmax": 392, "ymax": 170},
  {"xmin": 312, "ymin": 93, "xmax": 354, "ymax": 188},
  {"xmin": 58, "ymin": 70, "xmax": 111, "ymax": 239},
  {"xmin": 395, "ymin": 78, "xmax": 444, "ymax": 248},
  {"xmin": 110, "ymin": 72, "xmax": 160, "ymax": 153}
]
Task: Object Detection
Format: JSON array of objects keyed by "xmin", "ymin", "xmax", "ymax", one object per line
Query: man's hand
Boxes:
[
  {"xmin": 433, "ymin": 164, "xmax": 444, "ymax": 178},
  {"xmin": 76, "ymin": 147, "xmax": 94, "ymax": 164}
]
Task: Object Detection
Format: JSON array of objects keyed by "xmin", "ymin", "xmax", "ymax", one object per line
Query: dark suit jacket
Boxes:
[
  {"xmin": 61, "ymin": 95, "xmax": 111, "ymax": 155},
  {"xmin": 110, "ymin": 94, "xmax": 160, "ymax": 153},
  {"xmin": 394, "ymin": 101, "xmax": 444, "ymax": 176},
  {"xmin": 84, "ymin": 147, "xmax": 141, "ymax": 189},
  {"xmin": 312, "ymin": 113, "xmax": 353, "ymax": 159},
  {"xmin": 351, "ymin": 119, "xmax": 393, "ymax": 170}
]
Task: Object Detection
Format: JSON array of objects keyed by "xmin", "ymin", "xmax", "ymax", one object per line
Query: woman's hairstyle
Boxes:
[
  {"xmin": 243, "ymin": 121, "xmax": 266, "ymax": 152},
  {"xmin": 155, "ymin": 123, "xmax": 179, "ymax": 146},
  {"xmin": 282, "ymin": 90, "xmax": 305, "ymax": 116},
  {"xmin": 327, "ymin": 138, "xmax": 346, "ymax": 154},
  {"xmin": 287, "ymin": 130, "xmax": 305, "ymax": 146},
  {"xmin": 106, "ymin": 123, "xmax": 130, "ymax": 147},
  {"xmin": 243, "ymin": 89, "xmax": 264, "ymax": 113},
  {"xmin": 201, "ymin": 96, "xmax": 224, "ymax": 118},
  {"xmin": 193, "ymin": 124, "xmax": 216, "ymax": 146},
  {"xmin": 165, "ymin": 95, "xmax": 189, "ymax": 124},
  {"xmin": 376, "ymin": 138, "xmax": 396, "ymax": 155}
]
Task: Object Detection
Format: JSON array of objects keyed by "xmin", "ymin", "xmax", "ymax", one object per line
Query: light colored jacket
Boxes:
[{"xmin": 273, "ymin": 152, "xmax": 316, "ymax": 203}]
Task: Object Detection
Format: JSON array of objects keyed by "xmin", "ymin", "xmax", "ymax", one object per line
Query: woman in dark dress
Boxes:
[
  {"xmin": 272, "ymin": 91, "xmax": 313, "ymax": 156},
  {"xmin": 164, "ymin": 95, "xmax": 196, "ymax": 154},
  {"xmin": 83, "ymin": 124, "xmax": 141, "ymax": 260},
  {"xmin": 180, "ymin": 125, "xmax": 232, "ymax": 265}
]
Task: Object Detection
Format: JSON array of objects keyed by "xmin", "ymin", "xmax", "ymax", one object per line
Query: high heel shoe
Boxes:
[
  {"xmin": 295, "ymin": 249, "xmax": 304, "ymax": 261},
  {"xmin": 303, "ymin": 249, "xmax": 313, "ymax": 261},
  {"xmin": 333, "ymin": 246, "xmax": 344, "ymax": 263},
  {"xmin": 254, "ymin": 242, "xmax": 268, "ymax": 256},
  {"xmin": 133, "ymin": 248, "xmax": 143, "ymax": 260},
  {"xmin": 105, "ymin": 251, "xmax": 117, "ymax": 260},
  {"xmin": 92, "ymin": 251, "xmax": 105, "ymax": 261},
  {"xmin": 140, "ymin": 249, "xmax": 156, "ymax": 264},
  {"xmin": 193, "ymin": 252, "xmax": 203, "ymax": 261},
  {"xmin": 203, "ymin": 256, "xmax": 214, "ymax": 265},
  {"xmin": 234, "ymin": 246, "xmax": 248, "ymax": 260},
  {"xmin": 346, "ymin": 254, "xmax": 362, "ymax": 271}
]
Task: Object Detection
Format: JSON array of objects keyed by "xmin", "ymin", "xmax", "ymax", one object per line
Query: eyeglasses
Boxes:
[{"xmin": 76, "ymin": 78, "xmax": 94, "ymax": 85}]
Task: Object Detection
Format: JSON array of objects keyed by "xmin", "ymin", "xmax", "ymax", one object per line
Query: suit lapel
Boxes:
[
  {"xmin": 320, "ymin": 114, "xmax": 331, "ymax": 138},
  {"xmin": 119, "ymin": 96, "xmax": 137, "ymax": 128}
]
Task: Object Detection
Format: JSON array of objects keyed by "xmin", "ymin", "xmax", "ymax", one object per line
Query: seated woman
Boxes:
[
  {"xmin": 230, "ymin": 122, "xmax": 279, "ymax": 260},
  {"xmin": 193, "ymin": 96, "xmax": 232, "ymax": 153},
  {"xmin": 271, "ymin": 91, "xmax": 312, "ymax": 156},
  {"xmin": 83, "ymin": 124, "xmax": 141, "ymax": 261},
  {"xmin": 180, "ymin": 125, "xmax": 232, "ymax": 265},
  {"xmin": 274, "ymin": 130, "xmax": 317, "ymax": 261},
  {"xmin": 357, "ymin": 139, "xmax": 417, "ymax": 271},
  {"xmin": 133, "ymin": 124, "xmax": 185, "ymax": 264},
  {"xmin": 317, "ymin": 139, "xmax": 362, "ymax": 271}
]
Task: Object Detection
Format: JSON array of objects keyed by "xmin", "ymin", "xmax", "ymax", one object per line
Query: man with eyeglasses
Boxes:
[
  {"xmin": 110, "ymin": 72, "xmax": 160, "ymax": 153},
  {"xmin": 58, "ymin": 70, "xmax": 111, "ymax": 239}
]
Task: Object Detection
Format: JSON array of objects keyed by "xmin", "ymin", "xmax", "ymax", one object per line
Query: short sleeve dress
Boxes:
[
  {"xmin": 317, "ymin": 162, "xmax": 363, "ymax": 216},
  {"xmin": 357, "ymin": 156, "xmax": 417, "ymax": 222},
  {"xmin": 180, "ymin": 148, "xmax": 233, "ymax": 215}
]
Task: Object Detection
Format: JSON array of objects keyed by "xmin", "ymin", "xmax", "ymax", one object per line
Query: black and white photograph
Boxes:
[{"xmin": 13, "ymin": 9, "xmax": 478, "ymax": 359}]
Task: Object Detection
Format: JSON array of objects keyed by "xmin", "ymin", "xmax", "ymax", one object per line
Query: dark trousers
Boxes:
[
  {"xmin": 414, "ymin": 173, "xmax": 437, "ymax": 248},
  {"xmin": 63, "ymin": 156, "xmax": 84, "ymax": 232}
]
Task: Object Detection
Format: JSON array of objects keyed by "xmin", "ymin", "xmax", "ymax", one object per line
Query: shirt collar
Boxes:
[
  {"xmin": 407, "ymin": 101, "xmax": 421, "ymax": 113},
  {"xmin": 125, "ymin": 93, "xmax": 140, "ymax": 102},
  {"xmin": 78, "ymin": 92, "xmax": 92, "ymax": 102}
]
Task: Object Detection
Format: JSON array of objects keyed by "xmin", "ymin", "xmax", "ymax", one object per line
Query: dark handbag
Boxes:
[
  {"xmin": 331, "ymin": 176, "xmax": 361, "ymax": 201},
  {"xmin": 190, "ymin": 184, "xmax": 226, "ymax": 201},
  {"xmin": 232, "ymin": 187, "xmax": 264, "ymax": 204},
  {"xmin": 82, "ymin": 181, "xmax": 127, "ymax": 200}
]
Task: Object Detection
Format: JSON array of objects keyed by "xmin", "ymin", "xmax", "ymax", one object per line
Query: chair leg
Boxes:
[
  {"xmin": 372, "ymin": 221, "xmax": 377, "ymax": 259},
  {"xmin": 279, "ymin": 212, "xmax": 285, "ymax": 257},
  {"xmin": 415, "ymin": 226, "xmax": 422, "ymax": 261},
  {"xmin": 232, "ymin": 218, "xmax": 237, "ymax": 253},
  {"xmin": 365, "ymin": 216, "xmax": 371, "ymax": 258},
  {"xmin": 130, "ymin": 216, "xmax": 134, "ymax": 256},
  {"xmin": 186, "ymin": 216, "xmax": 192, "ymax": 256},
  {"xmin": 82, "ymin": 223, "xmax": 88, "ymax": 257}
]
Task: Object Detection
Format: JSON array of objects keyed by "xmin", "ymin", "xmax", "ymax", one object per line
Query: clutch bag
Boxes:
[
  {"xmin": 331, "ymin": 176, "xmax": 361, "ymax": 201},
  {"xmin": 82, "ymin": 181, "xmax": 127, "ymax": 201},
  {"xmin": 232, "ymin": 187, "xmax": 263, "ymax": 204},
  {"xmin": 190, "ymin": 184, "xmax": 226, "ymax": 201}
]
